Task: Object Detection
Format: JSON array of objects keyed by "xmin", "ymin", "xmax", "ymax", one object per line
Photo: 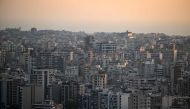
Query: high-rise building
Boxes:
[
  {"xmin": 96, "ymin": 43, "xmax": 116, "ymax": 53},
  {"xmin": 30, "ymin": 69, "xmax": 57, "ymax": 99},
  {"xmin": 84, "ymin": 35, "xmax": 95, "ymax": 51},
  {"xmin": 61, "ymin": 81, "xmax": 79, "ymax": 109},
  {"xmin": 155, "ymin": 64, "xmax": 164, "ymax": 78},
  {"xmin": 121, "ymin": 92, "xmax": 130, "ymax": 109},
  {"xmin": 144, "ymin": 60, "xmax": 155, "ymax": 78},
  {"xmin": 172, "ymin": 60, "xmax": 185, "ymax": 85},
  {"xmin": 92, "ymin": 71, "xmax": 107, "ymax": 90},
  {"xmin": 0, "ymin": 50, "xmax": 6, "ymax": 71},
  {"xmin": 178, "ymin": 73, "xmax": 190, "ymax": 96},
  {"xmin": 25, "ymin": 48, "xmax": 33, "ymax": 74},
  {"xmin": 173, "ymin": 43, "xmax": 177, "ymax": 62},
  {"xmin": 87, "ymin": 50, "xmax": 94, "ymax": 64},
  {"xmin": 64, "ymin": 66, "xmax": 79, "ymax": 79},
  {"xmin": 32, "ymin": 100, "xmax": 55, "ymax": 109},
  {"xmin": 0, "ymin": 76, "xmax": 22, "ymax": 109},
  {"xmin": 30, "ymin": 69, "xmax": 57, "ymax": 87},
  {"xmin": 98, "ymin": 90, "xmax": 121, "ymax": 109},
  {"xmin": 21, "ymin": 85, "xmax": 44, "ymax": 109},
  {"xmin": 128, "ymin": 91, "xmax": 151, "ymax": 109},
  {"xmin": 150, "ymin": 94, "xmax": 162, "ymax": 109}
]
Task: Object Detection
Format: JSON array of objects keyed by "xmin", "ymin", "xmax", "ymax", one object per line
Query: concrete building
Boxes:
[
  {"xmin": 30, "ymin": 69, "xmax": 57, "ymax": 87},
  {"xmin": 32, "ymin": 100, "xmax": 55, "ymax": 109},
  {"xmin": 30, "ymin": 69, "xmax": 57, "ymax": 99},
  {"xmin": 0, "ymin": 76, "xmax": 22, "ymax": 109},
  {"xmin": 150, "ymin": 94, "xmax": 162, "ymax": 109},
  {"xmin": 144, "ymin": 60, "xmax": 155, "ymax": 78},
  {"xmin": 64, "ymin": 66, "xmax": 79, "ymax": 78},
  {"xmin": 92, "ymin": 71, "xmax": 107, "ymax": 90},
  {"xmin": 98, "ymin": 90, "xmax": 121, "ymax": 109},
  {"xmin": 155, "ymin": 64, "xmax": 164, "ymax": 78},
  {"xmin": 129, "ymin": 91, "xmax": 151, "ymax": 109},
  {"xmin": 178, "ymin": 73, "xmax": 190, "ymax": 96},
  {"xmin": 121, "ymin": 93, "xmax": 130, "ymax": 109},
  {"xmin": 21, "ymin": 85, "xmax": 44, "ymax": 109},
  {"xmin": 61, "ymin": 81, "xmax": 79, "ymax": 109},
  {"xmin": 84, "ymin": 35, "xmax": 95, "ymax": 50},
  {"xmin": 96, "ymin": 42, "xmax": 116, "ymax": 53}
]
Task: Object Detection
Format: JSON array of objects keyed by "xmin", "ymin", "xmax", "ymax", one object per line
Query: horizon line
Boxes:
[{"xmin": 1, "ymin": 26, "xmax": 190, "ymax": 37}]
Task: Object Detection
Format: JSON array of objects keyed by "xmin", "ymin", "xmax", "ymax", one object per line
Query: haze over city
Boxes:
[
  {"xmin": 0, "ymin": 0, "xmax": 190, "ymax": 35},
  {"xmin": 1, "ymin": 0, "xmax": 190, "ymax": 109}
]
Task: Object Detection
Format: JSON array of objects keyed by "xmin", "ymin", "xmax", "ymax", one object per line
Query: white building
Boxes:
[{"xmin": 121, "ymin": 93, "xmax": 130, "ymax": 109}]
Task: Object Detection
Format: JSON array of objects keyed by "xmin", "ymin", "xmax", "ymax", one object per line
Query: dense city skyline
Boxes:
[
  {"xmin": 1, "ymin": 0, "xmax": 190, "ymax": 109},
  {"xmin": 0, "ymin": 0, "xmax": 190, "ymax": 35}
]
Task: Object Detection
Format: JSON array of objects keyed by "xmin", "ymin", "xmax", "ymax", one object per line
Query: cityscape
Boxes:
[
  {"xmin": 0, "ymin": 28, "xmax": 190, "ymax": 109},
  {"xmin": 0, "ymin": 0, "xmax": 190, "ymax": 109}
]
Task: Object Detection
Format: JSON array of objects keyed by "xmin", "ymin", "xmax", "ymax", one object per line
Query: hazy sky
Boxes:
[{"xmin": 0, "ymin": 0, "xmax": 190, "ymax": 35}]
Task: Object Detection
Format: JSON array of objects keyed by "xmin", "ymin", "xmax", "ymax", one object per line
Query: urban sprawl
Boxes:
[{"xmin": 0, "ymin": 28, "xmax": 190, "ymax": 109}]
